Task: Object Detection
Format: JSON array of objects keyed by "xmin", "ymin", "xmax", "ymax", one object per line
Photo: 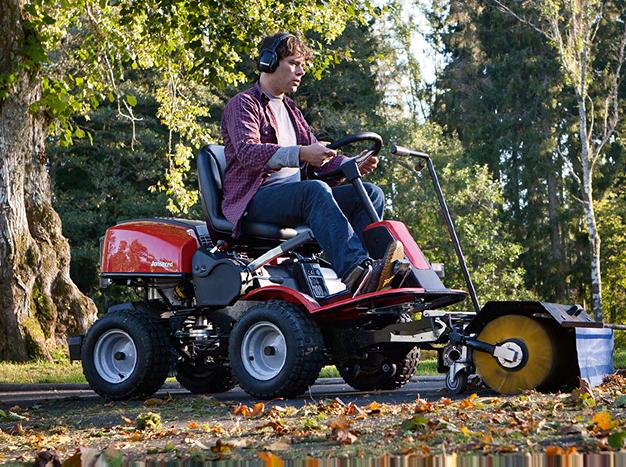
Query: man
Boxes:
[{"xmin": 220, "ymin": 32, "xmax": 403, "ymax": 294}]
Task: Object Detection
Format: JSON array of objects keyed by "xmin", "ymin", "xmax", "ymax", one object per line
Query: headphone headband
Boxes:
[{"xmin": 258, "ymin": 33, "xmax": 294, "ymax": 73}]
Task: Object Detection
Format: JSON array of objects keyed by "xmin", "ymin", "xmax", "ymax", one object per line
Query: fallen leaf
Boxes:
[
  {"xmin": 126, "ymin": 431, "xmax": 142, "ymax": 442},
  {"xmin": 400, "ymin": 415, "xmax": 428, "ymax": 431},
  {"xmin": 332, "ymin": 429, "xmax": 358, "ymax": 445},
  {"xmin": 120, "ymin": 416, "xmax": 133, "ymax": 425},
  {"xmin": 257, "ymin": 451, "xmax": 285, "ymax": 467},
  {"xmin": 415, "ymin": 398, "xmax": 432, "ymax": 413},
  {"xmin": 201, "ymin": 423, "xmax": 226, "ymax": 435},
  {"xmin": 251, "ymin": 402, "xmax": 265, "ymax": 417},
  {"xmin": 328, "ymin": 415, "xmax": 351, "ymax": 430},
  {"xmin": 233, "ymin": 404, "xmax": 252, "ymax": 417},
  {"xmin": 135, "ymin": 412, "xmax": 161, "ymax": 431},
  {"xmin": 187, "ymin": 421, "xmax": 199, "ymax": 430},
  {"xmin": 459, "ymin": 393, "xmax": 478, "ymax": 409},
  {"xmin": 593, "ymin": 411, "xmax": 617, "ymax": 431},
  {"xmin": 608, "ymin": 432, "xmax": 626, "ymax": 449},
  {"xmin": 545, "ymin": 446, "xmax": 563, "ymax": 455},
  {"xmin": 365, "ymin": 401, "xmax": 381, "ymax": 415},
  {"xmin": 256, "ymin": 420, "xmax": 288, "ymax": 435},
  {"xmin": 211, "ymin": 439, "xmax": 233, "ymax": 456},
  {"xmin": 343, "ymin": 403, "xmax": 358, "ymax": 416},
  {"xmin": 188, "ymin": 439, "xmax": 210, "ymax": 450},
  {"xmin": 143, "ymin": 398, "xmax": 164, "ymax": 407},
  {"xmin": 440, "ymin": 398, "xmax": 452, "ymax": 406},
  {"xmin": 0, "ymin": 410, "xmax": 28, "ymax": 421}
]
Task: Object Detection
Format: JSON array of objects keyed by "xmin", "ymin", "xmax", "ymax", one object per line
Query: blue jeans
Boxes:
[{"xmin": 245, "ymin": 181, "xmax": 385, "ymax": 277}]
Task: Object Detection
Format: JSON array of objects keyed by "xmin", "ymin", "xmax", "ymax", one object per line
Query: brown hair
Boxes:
[{"xmin": 258, "ymin": 32, "xmax": 313, "ymax": 63}]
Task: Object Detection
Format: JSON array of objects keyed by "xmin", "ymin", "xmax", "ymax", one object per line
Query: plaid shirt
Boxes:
[{"xmin": 220, "ymin": 82, "xmax": 345, "ymax": 237}]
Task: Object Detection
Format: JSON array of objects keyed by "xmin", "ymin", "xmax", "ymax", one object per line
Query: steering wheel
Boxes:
[{"xmin": 308, "ymin": 131, "xmax": 383, "ymax": 184}]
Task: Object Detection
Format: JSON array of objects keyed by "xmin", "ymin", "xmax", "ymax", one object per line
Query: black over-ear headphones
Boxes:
[{"xmin": 257, "ymin": 33, "xmax": 293, "ymax": 73}]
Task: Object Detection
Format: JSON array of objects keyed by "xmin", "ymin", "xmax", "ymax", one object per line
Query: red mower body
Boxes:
[{"xmin": 101, "ymin": 220, "xmax": 200, "ymax": 274}]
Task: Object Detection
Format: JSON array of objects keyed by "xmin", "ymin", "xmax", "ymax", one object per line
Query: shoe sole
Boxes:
[{"xmin": 376, "ymin": 240, "xmax": 405, "ymax": 291}]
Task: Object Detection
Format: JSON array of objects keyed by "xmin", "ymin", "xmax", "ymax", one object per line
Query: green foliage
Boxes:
[
  {"xmin": 429, "ymin": 0, "xmax": 626, "ymax": 309},
  {"xmin": 597, "ymin": 184, "xmax": 626, "ymax": 342},
  {"xmin": 380, "ymin": 122, "xmax": 530, "ymax": 303},
  {"xmin": 9, "ymin": 0, "xmax": 373, "ymax": 213}
]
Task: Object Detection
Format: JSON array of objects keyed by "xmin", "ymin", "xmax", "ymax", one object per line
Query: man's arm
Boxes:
[{"xmin": 291, "ymin": 106, "xmax": 348, "ymax": 174}]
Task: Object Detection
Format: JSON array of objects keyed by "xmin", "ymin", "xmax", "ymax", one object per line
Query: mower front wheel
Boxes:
[
  {"xmin": 81, "ymin": 306, "xmax": 172, "ymax": 400},
  {"xmin": 228, "ymin": 300, "xmax": 324, "ymax": 399}
]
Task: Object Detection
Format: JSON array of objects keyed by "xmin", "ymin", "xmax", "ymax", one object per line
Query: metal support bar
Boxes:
[
  {"xmin": 343, "ymin": 159, "xmax": 381, "ymax": 223},
  {"xmin": 391, "ymin": 144, "xmax": 481, "ymax": 313},
  {"xmin": 464, "ymin": 338, "xmax": 495, "ymax": 355},
  {"xmin": 245, "ymin": 230, "xmax": 314, "ymax": 273}
]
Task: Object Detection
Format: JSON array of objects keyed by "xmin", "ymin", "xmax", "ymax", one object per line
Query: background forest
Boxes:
[{"xmin": 47, "ymin": 1, "xmax": 624, "ymax": 344}]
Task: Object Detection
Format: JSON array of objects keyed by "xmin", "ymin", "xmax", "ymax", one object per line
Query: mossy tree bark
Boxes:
[{"xmin": 0, "ymin": 0, "xmax": 97, "ymax": 361}]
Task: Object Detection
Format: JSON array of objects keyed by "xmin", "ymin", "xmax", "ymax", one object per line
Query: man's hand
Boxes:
[
  {"xmin": 359, "ymin": 152, "xmax": 379, "ymax": 175},
  {"xmin": 299, "ymin": 142, "xmax": 336, "ymax": 167}
]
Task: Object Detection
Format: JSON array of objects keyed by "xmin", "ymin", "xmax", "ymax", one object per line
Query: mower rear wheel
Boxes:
[
  {"xmin": 175, "ymin": 361, "xmax": 236, "ymax": 394},
  {"xmin": 228, "ymin": 300, "xmax": 324, "ymax": 399},
  {"xmin": 81, "ymin": 306, "xmax": 172, "ymax": 400},
  {"xmin": 474, "ymin": 314, "xmax": 557, "ymax": 395}
]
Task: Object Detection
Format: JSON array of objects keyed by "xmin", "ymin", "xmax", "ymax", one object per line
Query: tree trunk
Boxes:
[
  {"xmin": 577, "ymin": 102, "xmax": 603, "ymax": 322},
  {"xmin": 546, "ymin": 167, "xmax": 566, "ymax": 301},
  {"xmin": 0, "ymin": 0, "xmax": 97, "ymax": 361}
]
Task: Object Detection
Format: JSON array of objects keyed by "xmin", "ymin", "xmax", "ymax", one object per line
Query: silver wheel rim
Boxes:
[
  {"xmin": 93, "ymin": 329, "xmax": 138, "ymax": 384},
  {"xmin": 241, "ymin": 321, "xmax": 287, "ymax": 381}
]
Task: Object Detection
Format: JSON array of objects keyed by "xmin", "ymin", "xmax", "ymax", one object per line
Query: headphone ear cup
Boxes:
[{"xmin": 258, "ymin": 50, "xmax": 278, "ymax": 73}]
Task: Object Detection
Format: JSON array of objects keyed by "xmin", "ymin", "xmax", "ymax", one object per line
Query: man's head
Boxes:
[{"xmin": 257, "ymin": 32, "xmax": 313, "ymax": 96}]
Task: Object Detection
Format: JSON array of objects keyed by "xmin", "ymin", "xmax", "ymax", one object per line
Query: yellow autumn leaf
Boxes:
[
  {"xmin": 251, "ymin": 402, "xmax": 265, "ymax": 417},
  {"xmin": 593, "ymin": 411, "xmax": 616, "ymax": 431},
  {"xmin": 460, "ymin": 393, "xmax": 478, "ymax": 409},
  {"xmin": 257, "ymin": 451, "xmax": 285, "ymax": 467}
]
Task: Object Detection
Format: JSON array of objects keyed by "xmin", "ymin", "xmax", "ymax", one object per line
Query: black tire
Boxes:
[
  {"xmin": 175, "ymin": 361, "xmax": 236, "ymax": 394},
  {"xmin": 228, "ymin": 300, "xmax": 324, "ymax": 399},
  {"xmin": 81, "ymin": 305, "xmax": 172, "ymax": 400},
  {"xmin": 338, "ymin": 346, "xmax": 420, "ymax": 391},
  {"xmin": 336, "ymin": 314, "xmax": 420, "ymax": 391},
  {"xmin": 445, "ymin": 368, "xmax": 468, "ymax": 394}
]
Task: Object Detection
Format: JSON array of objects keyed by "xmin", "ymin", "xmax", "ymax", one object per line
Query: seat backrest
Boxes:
[{"xmin": 198, "ymin": 145, "xmax": 233, "ymax": 236}]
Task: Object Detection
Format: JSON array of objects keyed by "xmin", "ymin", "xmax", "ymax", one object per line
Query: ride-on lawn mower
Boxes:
[{"xmin": 68, "ymin": 132, "xmax": 606, "ymax": 401}]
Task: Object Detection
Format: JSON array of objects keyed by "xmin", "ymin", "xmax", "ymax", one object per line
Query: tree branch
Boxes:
[
  {"xmin": 485, "ymin": 0, "xmax": 549, "ymax": 38},
  {"xmin": 595, "ymin": 20, "xmax": 626, "ymax": 160}
]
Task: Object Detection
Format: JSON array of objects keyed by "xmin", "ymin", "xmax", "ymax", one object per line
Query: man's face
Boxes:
[{"xmin": 269, "ymin": 54, "xmax": 306, "ymax": 94}]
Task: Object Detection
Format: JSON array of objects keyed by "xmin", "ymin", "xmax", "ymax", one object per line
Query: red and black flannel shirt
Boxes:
[{"xmin": 220, "ymin": 82, "xmax": 345, "ymax": 237}]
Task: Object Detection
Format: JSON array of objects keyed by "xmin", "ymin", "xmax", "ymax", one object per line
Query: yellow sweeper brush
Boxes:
[{"xmin": 473, "ymin": 314, "xmax": 557, "ymax": 394}]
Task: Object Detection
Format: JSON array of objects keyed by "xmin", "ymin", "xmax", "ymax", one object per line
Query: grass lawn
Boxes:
[{"xmin": 1, "ymin": 349, "xmax": 624, "ymax": 385}]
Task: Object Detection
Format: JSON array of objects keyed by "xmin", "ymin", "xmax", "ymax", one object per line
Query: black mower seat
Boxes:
[{"xmin": 198, "ymin": 145, "xmax": 313, "ymax": 243}]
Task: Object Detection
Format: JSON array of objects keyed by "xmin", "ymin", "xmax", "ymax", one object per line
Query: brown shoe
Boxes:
[{"xmin": 362, "ymin": 240, "xmax": 405, "ymax": 294}]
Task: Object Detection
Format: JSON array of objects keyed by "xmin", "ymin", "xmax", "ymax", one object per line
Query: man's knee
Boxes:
[{"xmin": 302, "ymin": 179, "xmax": 333, "ymax": 198}]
